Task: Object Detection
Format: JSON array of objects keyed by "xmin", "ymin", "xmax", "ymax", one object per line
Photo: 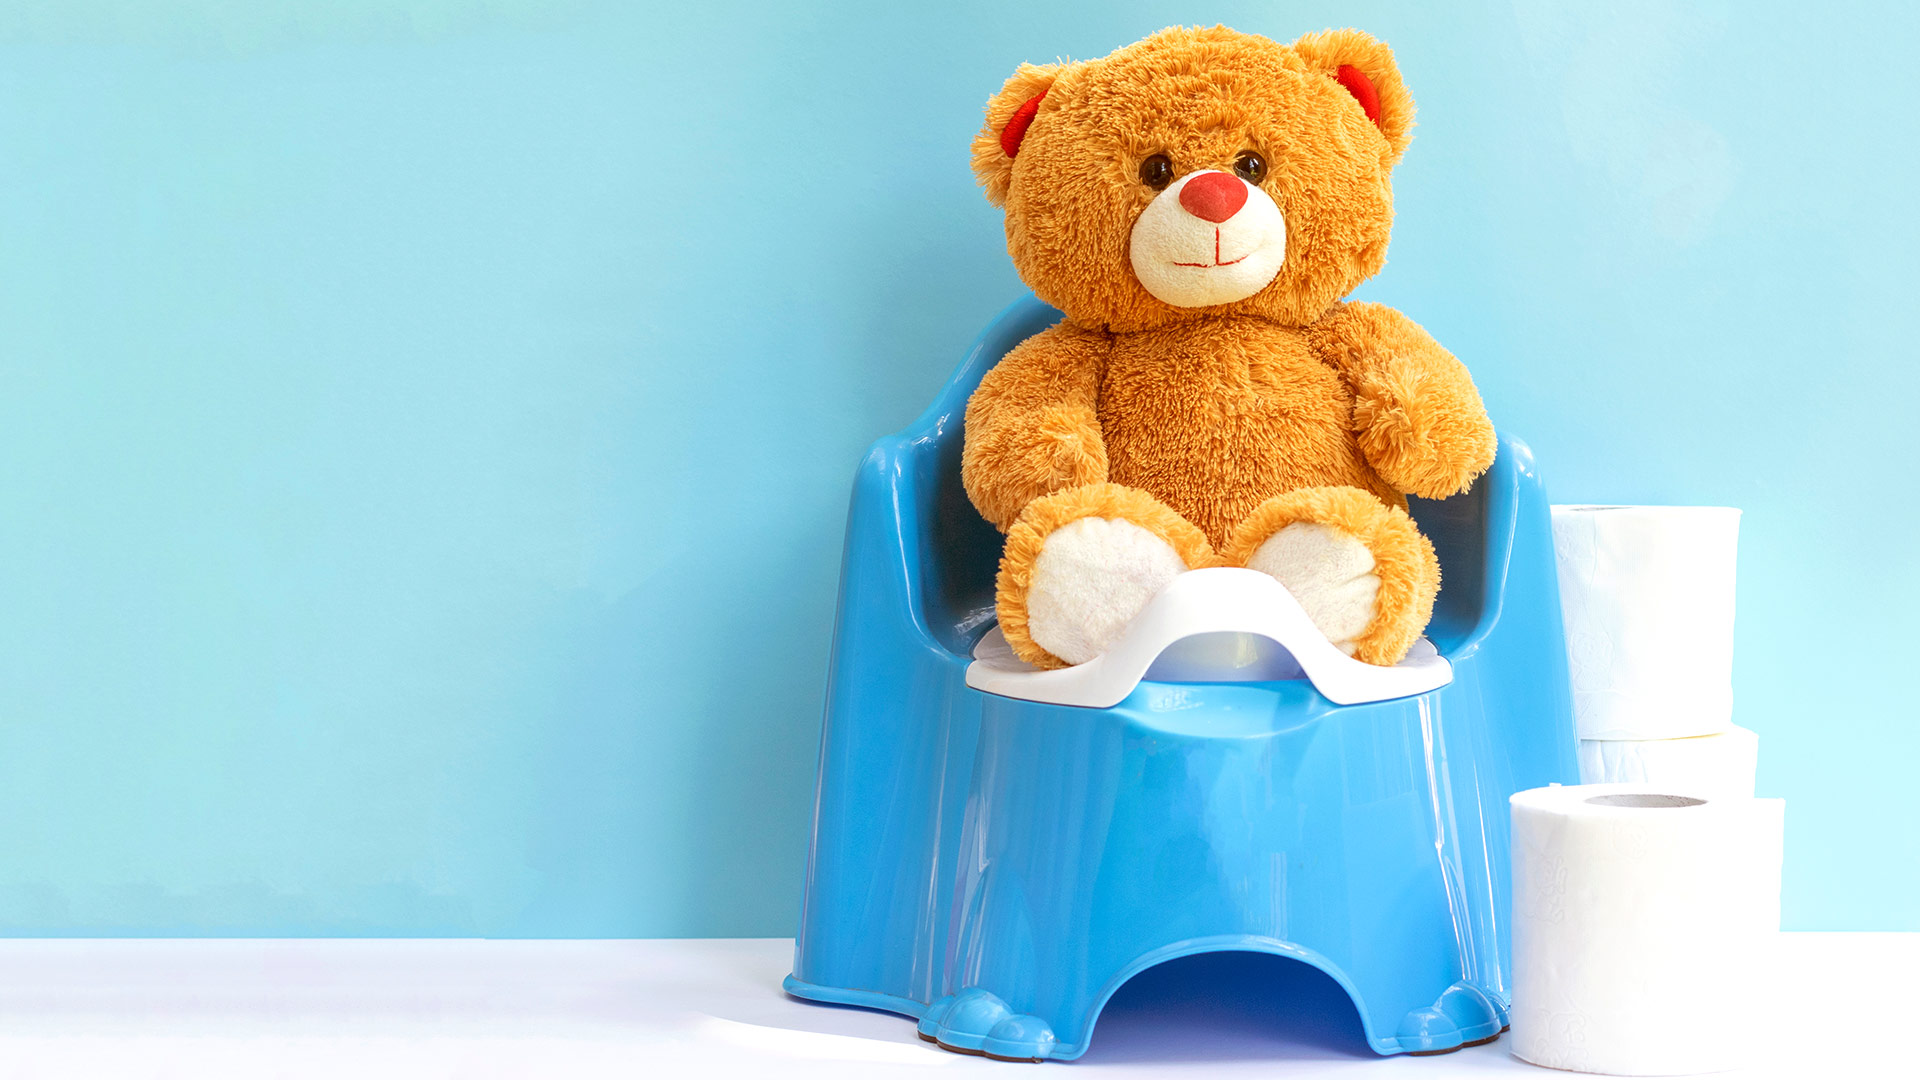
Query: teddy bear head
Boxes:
[{"xmin": 973, "ymin": 26, "xmax": 1414, "ymax": 333}]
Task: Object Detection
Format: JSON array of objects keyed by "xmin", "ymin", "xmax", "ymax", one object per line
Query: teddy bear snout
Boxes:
[
  {"xmin": 1178, "ymin": 171, "xmax": 1249, "ymax": 223},
  {"xmin": 1128, "ymin": 170, "xmax": 1287, "ymax": 309}
]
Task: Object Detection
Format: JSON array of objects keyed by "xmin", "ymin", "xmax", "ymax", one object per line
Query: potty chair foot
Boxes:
[
  {"xmin": 1395, "ymin": 982, "xmax": 1507, "ymax": 1055},
  {"xmin": 1409, "ymin": 1030, "xmax": 1505, "ymax": 1056},
  {"xmin": 915, "ymin": 990, "xmax": 1059, "ymax": 1062},
  {"xmin": 917, "ymin": 1031, "xmax": 1043, "ymax": 1063}
]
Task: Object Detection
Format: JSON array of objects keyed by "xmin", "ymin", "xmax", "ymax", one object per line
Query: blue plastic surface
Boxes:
[{"xmin": 784, "ymin": 295, "xmax": 1579, "ymax": 1061}]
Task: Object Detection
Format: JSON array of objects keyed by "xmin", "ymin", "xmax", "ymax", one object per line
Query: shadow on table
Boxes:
[{"xmin": 1076, "ymin": 950, "xmax": 1376, "ymax": 1064}]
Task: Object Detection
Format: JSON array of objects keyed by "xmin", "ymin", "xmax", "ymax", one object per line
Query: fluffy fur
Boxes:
[
  {"xmin": 1309, "ymin": 302, "xmax": 1497, "ymax": 498},
  {"xmin": 963, "ymin": 26, "xmax": 1493, "ymax": 668}
]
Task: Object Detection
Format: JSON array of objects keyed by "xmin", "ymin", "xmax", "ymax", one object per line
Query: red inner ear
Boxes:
[
  {"xmin": 1335, "ymin": 64, "xmax": 1382, "ymax": 124},
  {"xmin": 1000, "ymin": 90, "xmax": 1047, "ymax": 158}
]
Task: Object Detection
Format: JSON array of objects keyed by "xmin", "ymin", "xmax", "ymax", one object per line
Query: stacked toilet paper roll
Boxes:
[
  {"xmin": 1510, "ymin": 784, "xmax": 1785, "ymax": 1075},
  {"xmin": 1552, "ymin": 506, "xmax": 1756, "ymax": 798},
  {"xmin": 1575, "ymin": 727, "xmax": 1758, "ymax": 800}
]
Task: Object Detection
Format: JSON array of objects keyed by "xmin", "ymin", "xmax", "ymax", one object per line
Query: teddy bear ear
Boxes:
[
  {"xmin": 972, "ymin": 62, "xmax": 1065, "ymax": 207},
  {"xmin": 1290, "ymin": 29, "xmax": 1415, "ymax": 164}
]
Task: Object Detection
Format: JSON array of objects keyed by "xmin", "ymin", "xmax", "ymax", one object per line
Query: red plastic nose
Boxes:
[{"xmin": 1178, "ymin": 171, "xmax": 1247, "ymax": 223}]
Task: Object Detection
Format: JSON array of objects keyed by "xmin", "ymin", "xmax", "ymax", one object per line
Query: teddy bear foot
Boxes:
[
  {"xmin": 995, "ymin": 483, "xmax": 1218, "ymax": 669},
  {"xmin": 1025, "ymin": 516, "xmax": 1187, "ymax": 665},
  {"xmin": 1224, "ymin": 486, "xmax": 1440, "ymax": 666},
  {"xmin": 1243, "ymin": 523, "xmax": 1379, "ymax": 657}
]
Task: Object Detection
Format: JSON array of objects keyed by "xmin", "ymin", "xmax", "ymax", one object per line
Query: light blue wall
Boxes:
[{"xmin": 0, "ymin": 0, "xmax": 1911, "ymax": 935}]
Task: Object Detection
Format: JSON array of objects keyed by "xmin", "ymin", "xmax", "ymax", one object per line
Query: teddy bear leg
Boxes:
[
  {"xmin": 1222, "ymin": 486, "xmax": 1439, "ymax": 666},
  {"xmin": 996, "ymin": 483, "xmax": 1218, "ymax": 669}
]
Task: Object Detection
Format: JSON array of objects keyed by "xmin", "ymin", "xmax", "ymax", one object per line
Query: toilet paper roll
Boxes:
[
  {"xmin": 1511, "ymin": 784, "xmax": 1784, "ymax": 1076},
  {"xmin": 1577, "ymin": 726, "xmax": 1759, "ymax": 800},
  {"xmin": 1551, "ymin": 506, "xmax": 1741, "ymax": 740}
]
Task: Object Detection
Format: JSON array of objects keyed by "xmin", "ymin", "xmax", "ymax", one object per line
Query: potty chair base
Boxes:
[{"xmin": 788, "ymin": 672, "xmax": 1527, "ymax": 1062}]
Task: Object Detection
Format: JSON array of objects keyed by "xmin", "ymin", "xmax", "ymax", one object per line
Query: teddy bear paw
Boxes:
[
  {"xmin": 1025, "ymin": 516, "xmax": 1188, "ymax": 665},
  {"xmin": 1243, "ymin": 522, "xmax": 1380, "ymax": 655}
]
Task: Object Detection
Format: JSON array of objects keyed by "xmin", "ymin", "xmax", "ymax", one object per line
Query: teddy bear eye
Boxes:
[
  {"xmin": 1138, "ymin": 154, "xmax": 1174, "ymax": 191},
  {"xmin": 1233, "ymin": 151, "xmax": 1267, "ymax": 184}
]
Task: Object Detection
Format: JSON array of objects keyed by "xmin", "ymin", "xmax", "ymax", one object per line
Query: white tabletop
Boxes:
[{"xmin": 0, "ymin": 934, "xmax": 1907, "ymax": 1078}]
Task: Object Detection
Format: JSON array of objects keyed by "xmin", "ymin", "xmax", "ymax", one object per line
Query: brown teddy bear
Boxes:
[{"xmin": 963, "ymin": 25, "xmax": 1495, "ymax": 670}]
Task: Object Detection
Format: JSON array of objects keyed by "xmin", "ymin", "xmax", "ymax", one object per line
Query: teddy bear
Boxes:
[{"xmin": 962, "ymin": 25, "xmax": 1495, "ymax": 670}]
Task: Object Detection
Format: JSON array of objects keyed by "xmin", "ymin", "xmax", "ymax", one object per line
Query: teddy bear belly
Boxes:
[{"xmin": 1101, "ymin": 402, "xmax": 1393, "ymax": 550}]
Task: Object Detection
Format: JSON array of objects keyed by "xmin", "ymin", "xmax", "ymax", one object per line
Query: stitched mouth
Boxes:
[
  {"xmin": 1172, "ymin": 228, "xmax": 1251, "ymax": 268},
  {"xmin": 1172, "ymin": 254, "xmax": 1249, "ymax": 268}
]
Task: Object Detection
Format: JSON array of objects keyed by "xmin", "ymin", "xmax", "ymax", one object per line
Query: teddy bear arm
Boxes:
[
  {"xmin": 961, "ymin": 326, "xmax": 1109, "ymax": 531},
  {"xmin": 1309, "ymin": 302, "xmax": 1496, "ymax": 499}
]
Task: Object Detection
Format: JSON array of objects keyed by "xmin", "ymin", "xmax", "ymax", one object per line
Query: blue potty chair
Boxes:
[{"xmin": 785, "ymin": 295, "xmax": 1578, "ymax": 1061}]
